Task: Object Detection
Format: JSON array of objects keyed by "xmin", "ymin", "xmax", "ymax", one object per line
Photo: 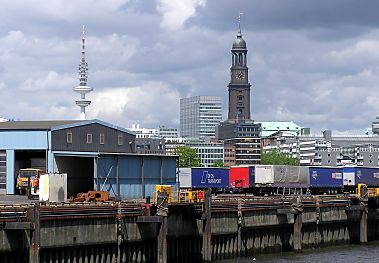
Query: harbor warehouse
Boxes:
[{"xmin": 0, "ymin": 120, "xmax": 176, "ymax": 198}]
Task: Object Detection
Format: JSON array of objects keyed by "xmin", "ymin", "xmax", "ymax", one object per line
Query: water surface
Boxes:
[{"xmin": 215, "ymin": 242, "xmax": 379, "ymax": 263}]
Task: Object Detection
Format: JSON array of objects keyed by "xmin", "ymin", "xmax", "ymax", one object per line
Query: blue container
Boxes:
[
  {"xmin": 191, "ymin": 168, "xmax": 230, "ymax": 189},
  {"xmin": 354, "ymin": 167, "xmax": 379, "ymax": 186},
  {"xmin": 309, "ymin": 167, "xmax": 343, "ymax": 188}
]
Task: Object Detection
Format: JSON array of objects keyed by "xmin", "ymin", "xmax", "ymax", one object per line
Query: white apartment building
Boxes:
[
  {"xmin": 186, "ymin": 142, "xmax": 224, "ymax": 167},
  {"xmin": 264, "ymin": 130, "xmax": 379, "ymax": 166}
]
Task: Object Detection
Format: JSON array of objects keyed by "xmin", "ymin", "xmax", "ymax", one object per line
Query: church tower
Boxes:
[
  {"xmin": 227, "ymin": 15, "xmax": 251, "ymax": 122},
  {"xmin": 217, "ymin": 14, "xmax": 261, "ymax": 166}
]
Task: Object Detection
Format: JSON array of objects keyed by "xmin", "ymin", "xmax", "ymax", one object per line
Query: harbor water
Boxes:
[{"xmin": 215, "ymin": 242, "xmax": 379, "ymax": 263}]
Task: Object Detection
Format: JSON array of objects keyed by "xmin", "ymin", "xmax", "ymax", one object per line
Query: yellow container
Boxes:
[
  {"xmin": 155, "ymin": 185, "xmax": 178, "ymax": 204},
  {"xmin": 156, "ymin": 185, "xmax": 173, "ymax": 194},
  {"xmin": 187, "ymin": 191, "xmax": 196, "ymax": 203}
]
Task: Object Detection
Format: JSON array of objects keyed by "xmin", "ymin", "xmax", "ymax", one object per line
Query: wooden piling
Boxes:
[
  {"xmin": 237, "ymin": 198, "xmax": 244, "ymax": 257},
  {"xmin": 157, "ymin": 190, "xmax": 168, "ymax": 263},
  {"xmin": 202, "ymin": 189, "xmax": 212, "ymax": 262},
  {"xmin": 293, "ymin": 213, "xmax": 302, "ymax": 252},
  {"xmin": 29, "ymin": 204, "xmax": 40, "ymax": 263},
  {"xmin": 293, "ymin": 197, "xmax": 303, "ymax": 252},
  {"xmin": 360, "ymin": 209, "xmax": 368, "ymax": 244}
]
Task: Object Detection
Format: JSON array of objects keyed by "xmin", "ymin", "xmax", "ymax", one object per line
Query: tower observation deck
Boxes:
[{"xmin": 74, "ymin": 25, "xmax": 93, "ymax": 120}]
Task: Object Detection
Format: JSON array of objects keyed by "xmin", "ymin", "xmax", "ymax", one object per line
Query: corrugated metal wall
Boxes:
[
  {"xmin": 119, "ymin": 156, "xmax": 143, "ymax": 198},
  {"xmin": 0, "ymin": 151, "xmax": 5, "ymax": 194},
  {"xmin": 52, "ymin": 123, "xmax": 135, "ymax": 153},
  {"xmin": 97, "ymin": 155, "xmax": 177, "ymax": 199}
]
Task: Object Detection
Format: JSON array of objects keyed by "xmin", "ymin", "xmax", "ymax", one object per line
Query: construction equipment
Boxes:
[
  {"xmin": 153, "ymin": 185, "xmax": 204, "ymax": 204},
  {"xmin": 155, "ymin": 185, "xmax": 175, "ymax": 204},
  {"xmin": 357, "ymin": 184, "xmax": 379, "ymax": 199},
  {"xmin": 69, "ymin": 191, "xmax": 116, "ymax": 202},
  {"xmin": 16, "ymin": 168, "xmax": 44, "ymax": 197},
  {"xmin": 180, "ymin": 190, "xmax": 204, "ymax": 203}
]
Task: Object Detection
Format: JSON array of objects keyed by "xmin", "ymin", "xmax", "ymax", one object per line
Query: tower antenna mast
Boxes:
[{"xmin": 74, "ymin": 25, "xmax": 93, "ymax": 120}]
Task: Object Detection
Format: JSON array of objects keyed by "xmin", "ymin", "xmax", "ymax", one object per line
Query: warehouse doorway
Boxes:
[
  {"xmin": 54, "ymin": 156, "xmax": 94, "ymax": 198},
  {"xmin": 14, "ymin": 150, "xmax": 46, "ymax": 194},
  {"xmin": 14, "ymin": 150, "xmax": 46, "ymax": 172}
]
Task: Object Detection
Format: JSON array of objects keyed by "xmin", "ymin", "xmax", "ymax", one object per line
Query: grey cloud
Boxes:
[
  {"xmin": 190, "ymin": 0, "xmax": 379, "ymax": 32},
  {"xmin": 0, "ymin": 0, "xmax": 378, "ymax": 134}
]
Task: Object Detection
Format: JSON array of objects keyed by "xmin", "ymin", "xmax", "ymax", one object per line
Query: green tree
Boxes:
[
  {"xmin": 174, "ymin": 146, "xmax": 201, "ymax": 168},
  {"xmin": 261, "ymin": 149, "xmax": 299, "ymax": 165},
  {"xmin": 212, "ymin": 160, "xmax": 225, "ymax": 167}
]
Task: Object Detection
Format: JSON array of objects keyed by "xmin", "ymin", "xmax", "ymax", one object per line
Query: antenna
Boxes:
[{"xmin": 74, "ymin": 25, "xmax": 93, "ymax": 120}]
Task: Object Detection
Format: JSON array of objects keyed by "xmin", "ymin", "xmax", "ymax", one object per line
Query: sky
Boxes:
[{"xmin": 1, "ymin": 0, "xmax": 379, "ymax": 134}]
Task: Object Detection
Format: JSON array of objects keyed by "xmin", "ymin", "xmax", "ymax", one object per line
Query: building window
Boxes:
[
  {"xmin": 118, "ymin": 135, "xmax": 123, "ymax": 146},
  {"xmin": 67, "ymin": 132, "xmax": 72, "ymax": 143},
  {"xmin": 87, "ymin": 133, "xmax": 93, "ymax": 144},
  {"xmin": 100, "ymin": 133, "xmax": 105, "ymax": 145}
]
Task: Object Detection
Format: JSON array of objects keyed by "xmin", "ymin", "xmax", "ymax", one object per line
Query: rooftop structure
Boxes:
[
  {"xmin": 129, "ymin": 124, "xmax": 159, "ymax": 139},
  {"xmin": 372, "ymin": 115, "xmax": 379, "ymax": 135},
  {"xmin": 258, "ymin": 121, "xmax": 306, "ymax": 137},
  {"xmin": 74, "ymin": 25, "xmax": 93, "ymax": 120}
]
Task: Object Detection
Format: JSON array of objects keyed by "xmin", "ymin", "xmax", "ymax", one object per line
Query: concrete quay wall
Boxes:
[{"xmin": 0, "ymin": 195, "xmax": 378, "ymax": 263}]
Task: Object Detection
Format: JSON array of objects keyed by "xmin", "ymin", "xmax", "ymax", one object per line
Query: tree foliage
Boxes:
[
  {"xmin": 174, "ymin": 146, "xmax": 201, "ymax": 168},
  {"xmin": 212, "ymin": 160, "xmax": 225, "ymax": 167},
  {"xmin": 261, "ymin": 150, "xmax": 299, "ymax": 165}
]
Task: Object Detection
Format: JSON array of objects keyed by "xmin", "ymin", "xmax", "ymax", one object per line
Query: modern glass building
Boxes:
[{"xmin": 180, "ymin": 96, "xmax": 222, "ymax": 141}]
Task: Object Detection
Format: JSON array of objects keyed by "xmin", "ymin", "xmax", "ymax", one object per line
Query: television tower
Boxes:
[{"xmin": 74, "ymin": 25, "xmax": 93, "ymax": 120}]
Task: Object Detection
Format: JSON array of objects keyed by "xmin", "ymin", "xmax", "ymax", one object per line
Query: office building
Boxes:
[{"xmin": 180, "ymin": 96, "xmax": 222, "ymax": 141}]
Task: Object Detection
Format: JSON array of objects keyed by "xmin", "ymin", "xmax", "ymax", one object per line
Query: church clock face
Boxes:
[{"xmin": 235, "ymin": 71, "xmax": 245, "ymax": 80}]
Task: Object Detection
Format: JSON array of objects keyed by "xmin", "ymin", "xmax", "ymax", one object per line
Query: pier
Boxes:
[{"xmin": 0, "ymin": 193, "xmax": 378, "ymax": 262}]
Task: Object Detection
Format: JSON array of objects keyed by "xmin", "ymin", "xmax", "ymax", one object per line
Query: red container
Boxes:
[{"xmin": 230, "ymin": 166, "xmax": 255, "ymax": 189}]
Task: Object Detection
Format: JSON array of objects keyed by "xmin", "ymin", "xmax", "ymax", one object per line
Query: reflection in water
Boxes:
[{"xmin": 215, "ymin": 242, "xmax": 379, "ymax": 263}]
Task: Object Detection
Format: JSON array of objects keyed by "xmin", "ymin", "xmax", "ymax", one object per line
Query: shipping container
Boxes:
[
  {"xmin": 308, "ymin": 167, "xmax": 343, "ymax": 189},
  {"xmin": 356, "ymin": 167, "xmax": 379, "ymax": 186},
  {"xmin": 178, "ymin": 168, "xmax": 192, "ymax": 188},
  {"xmin": 230, "ymin": 165, "xmax": 255, "ymax": 189},
  {"xmin": 255, "ymin": 165, "xmax": 309, "ymax": 187},
  {"xmin": 191, "ymin": 167, "xmax": 230, "ymax": 189}
]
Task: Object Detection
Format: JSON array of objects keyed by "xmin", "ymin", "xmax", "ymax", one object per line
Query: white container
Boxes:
[
  {"xmin": 178, "ymin": 168, "xmax": 192, "ymax": 188},
  {"xmin": 255, "ymin": 165, "xmax": 309, "ymax": 187},
  {"xmin": 255, "ymin": 165, "xmax": 275, "ymax": 184},
  {"xmin": 39, "ymin": 173, "xmax": 67, "ymax": 202}
]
